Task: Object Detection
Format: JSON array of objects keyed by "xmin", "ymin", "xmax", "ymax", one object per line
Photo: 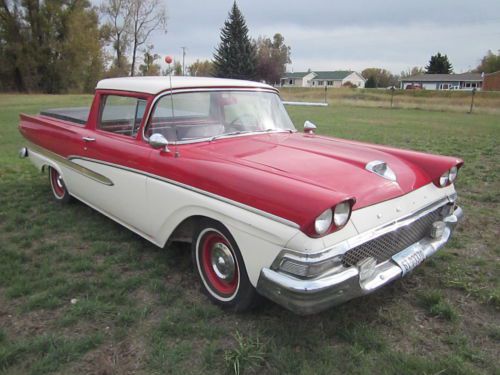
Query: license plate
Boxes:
[{"xmin": 392, "ymin": 245, "xmax": 425, "ymax": 276}]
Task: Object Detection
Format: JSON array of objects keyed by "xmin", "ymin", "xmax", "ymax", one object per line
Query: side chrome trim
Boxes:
[
  {"xmin": 26, "ymin": 142, "xmax": 114, "ymax": 186},
  {"xmin": 69, "ymin": 155, "xmax": 301, "ymax": 230}
]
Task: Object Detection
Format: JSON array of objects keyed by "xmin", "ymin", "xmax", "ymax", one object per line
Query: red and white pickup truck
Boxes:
[{"xmin": 19, "ymin": 76, "xmax": 463, "ymax": 314}]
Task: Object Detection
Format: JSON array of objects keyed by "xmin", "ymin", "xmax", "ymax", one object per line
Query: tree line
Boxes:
[{"xmin": 0, "ymin": 0, "xmax": 291, "ymax": 93}]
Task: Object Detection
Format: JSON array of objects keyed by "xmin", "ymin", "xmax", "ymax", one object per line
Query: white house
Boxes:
[
  {"xmin": 280, "ymin": 71, "xmax": 366, "ymax": 88},
  {"xmin": 399, "ymin": 73, "xmax": 483, "ymax": 91},
  {"xmin": 280, "ymin": 71, "xmax": 316, "ymax": 87}
]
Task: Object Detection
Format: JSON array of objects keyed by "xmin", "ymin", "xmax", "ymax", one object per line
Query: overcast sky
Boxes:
[{"xmin": 139, "ymin": 0, "xmax": 500, "ymax": 74}]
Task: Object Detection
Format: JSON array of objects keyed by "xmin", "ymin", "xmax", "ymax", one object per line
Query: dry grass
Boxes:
[{"xmin": 279, "ymin": 87, "xmax": 500, "ymax": 115}]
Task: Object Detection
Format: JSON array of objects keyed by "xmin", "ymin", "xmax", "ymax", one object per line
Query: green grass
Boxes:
[
  {"xmin": 224, "ymin": 331, "xmax": 266, "ymax": 375},
  {"xmin": 0, "ymin": 93, "xmax": 499, "ymax": 374},
  {"xmin": 417, "ymin": 290, "xmax": 458, "ymax": 321}
]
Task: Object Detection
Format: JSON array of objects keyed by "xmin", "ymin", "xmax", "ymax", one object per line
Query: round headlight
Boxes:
[
  {"xmin": 439, "ymin": 171, "xmax": 449, "ymax": 187},
  {"xmin": 448, "ymin": 166, "xmax": 458, "ymax": 183},
  {"xmin": 334, "ymin": 201, "xmax": 351, "ymax": 227},
  {"xmin": 314, "ymin": 208, "xmax": 333, "ymax": 235}
]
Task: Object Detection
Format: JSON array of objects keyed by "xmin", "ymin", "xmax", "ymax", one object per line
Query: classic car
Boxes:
[{"xmin": 18, "ymin": 76, "xmax": 463, "ymax": 314}]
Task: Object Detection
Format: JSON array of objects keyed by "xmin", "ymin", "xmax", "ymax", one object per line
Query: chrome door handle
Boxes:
[{"xmin": 82, "ymin": 137, "xmax": 96, "ymax": 142}]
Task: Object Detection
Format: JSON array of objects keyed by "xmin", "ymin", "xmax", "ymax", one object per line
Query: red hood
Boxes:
[
  {"xmin": 199, "ymin": 133, "xmax": 428, "ymax": 208},
  {"xmin": 162, "ymin": 132, "xmax": 461, "ymax": 236}
]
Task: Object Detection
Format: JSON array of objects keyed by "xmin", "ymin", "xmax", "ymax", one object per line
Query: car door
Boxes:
[{"xmin": 68, "ymin": 93, "xmax": 153, "ymax": 237}]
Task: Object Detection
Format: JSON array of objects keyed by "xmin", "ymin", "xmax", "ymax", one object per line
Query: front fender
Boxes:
[{"xmin": 146, "ymin": 176, "xmax": 299, "ymax": 286}]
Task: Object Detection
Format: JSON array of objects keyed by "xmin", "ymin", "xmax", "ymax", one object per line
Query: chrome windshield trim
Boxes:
[
  {"xmin": 141, "ymin": 88, "xmax": 295, "ymax": 145},
  {"xmin": 272, "ymin": 196, "xmax": 451, "ymax": 268}
]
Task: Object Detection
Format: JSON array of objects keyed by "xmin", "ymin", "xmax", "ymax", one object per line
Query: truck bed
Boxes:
[{"xmin": 40, "ymin": 107, "xmax": 89, "ymax": 126}]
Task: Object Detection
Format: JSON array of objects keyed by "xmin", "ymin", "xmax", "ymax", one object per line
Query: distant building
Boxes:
[
  {"xmin": 280, "ymin": 71, "xmax": 316, "ymax": 87},
  {"xmin": 399, "ymin": 73, "xmax": 483, "ymax": 91},
  {"xmin": 483, "ymin": 71, "xmax": 500, "ymax": 91},
  {"xmin": 280, "ymin": 71, "xmax": 366, "ymax": 88}
]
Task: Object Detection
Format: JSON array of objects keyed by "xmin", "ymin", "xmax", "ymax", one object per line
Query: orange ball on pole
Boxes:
[{"xmin": 165, "ymin": 56, "xmax": 173, "ymax": 64}]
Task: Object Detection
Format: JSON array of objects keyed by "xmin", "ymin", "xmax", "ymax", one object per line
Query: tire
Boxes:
[
  {"xmin": 48, "ymin": 166, "xmax": 71, "ymax": 203},
  {"xmin": 192, "ymin": 219, "xmax": 259, "ymax": 312}
]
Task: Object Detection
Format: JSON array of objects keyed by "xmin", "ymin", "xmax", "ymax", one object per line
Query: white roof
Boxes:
[{"xmin": 96, "ymin": 76, "xmax": 276, "ymax": 94}]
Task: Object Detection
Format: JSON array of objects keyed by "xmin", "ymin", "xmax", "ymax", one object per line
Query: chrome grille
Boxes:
[{"xmin": 341, "ymin": 208, "xmax": 443, "ymax": 267}]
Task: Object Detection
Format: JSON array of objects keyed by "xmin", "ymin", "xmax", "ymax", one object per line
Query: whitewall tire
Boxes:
[
  {"xmin": 192, "ymin": 219, "xmax": 259, "ymax": 311},
  {"xmin": 48, "ymin": 167, "xmax": 71, "ymax": 203}
]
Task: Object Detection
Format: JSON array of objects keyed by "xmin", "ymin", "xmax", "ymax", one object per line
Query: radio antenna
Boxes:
[{"xmin": 165, "ymin": 55, "xmax": 180, "ymax": 157}]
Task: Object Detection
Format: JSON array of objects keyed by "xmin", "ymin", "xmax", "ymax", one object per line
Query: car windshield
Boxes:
[{"xmin": 146, "ymin": 90, "xmax": 296, "ymax": 142}]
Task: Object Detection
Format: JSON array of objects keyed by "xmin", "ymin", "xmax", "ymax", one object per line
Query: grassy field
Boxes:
[
  {"xmin": 0, "ymin": 94, "xmax": 499, "ymax": 375},
  {"xmin": 280, "ymin": 87, "xmax": 500, "ymax": 115}
]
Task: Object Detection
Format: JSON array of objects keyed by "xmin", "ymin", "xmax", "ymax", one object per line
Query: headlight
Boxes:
[
  {"xmin": 439, "ymin": 166, "xmax": 459, "ymax": 187},
  {"xmin": 334, "ymin": 201, "xmax": 351, "ymax": 227},
  {"xmin": 448, "ymin": 166, "xmax": 458, "ymax": 182},
  {"xmin": 314, "ymin": 208, "xmax": 332, "ymax": 235},
  {"xmin": 439, "ymin": 171, "xmax": 449, "ymax": 187}
]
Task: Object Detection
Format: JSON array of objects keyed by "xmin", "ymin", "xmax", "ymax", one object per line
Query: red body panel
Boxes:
[{"xmin": 19, "ymin": 89, "xmax": 462, "ymax": 236}]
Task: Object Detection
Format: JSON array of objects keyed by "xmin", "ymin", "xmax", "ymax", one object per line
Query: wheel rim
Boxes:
[
  {"xmin": 200, "ymin": 231, "xmax": 239, "ymax": 297},
  {"xmin": 50, "ymin": 168, "xmax": 65, "ymax": 198}
]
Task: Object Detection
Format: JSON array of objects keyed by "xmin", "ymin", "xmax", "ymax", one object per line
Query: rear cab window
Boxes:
[
  {"xmin": 99, "ymin": 95, "xmax": 147, "ymax": 137},
  {"xmin": 145, "ymin": 92, "xmax": 218, "ymax": 142}
]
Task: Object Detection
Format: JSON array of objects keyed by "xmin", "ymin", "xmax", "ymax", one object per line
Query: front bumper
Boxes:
[{"xmin": 257, "ymin": 205, "xmax": 463, "ymax": 315}]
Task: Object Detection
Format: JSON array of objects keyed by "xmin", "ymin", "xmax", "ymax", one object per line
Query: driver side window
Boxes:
[
  {"xmin": 147, "ymin": 92, "xmax": 223, "ymax": 142},
  {"xmin": 99, "ymin": 95, "xmax": 146, "ymax": 137}
]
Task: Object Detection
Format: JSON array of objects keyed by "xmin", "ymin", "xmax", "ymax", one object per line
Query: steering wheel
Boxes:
[{"xmin": 226, "ymin": 113, "xmax": 260, "ymax": 132}]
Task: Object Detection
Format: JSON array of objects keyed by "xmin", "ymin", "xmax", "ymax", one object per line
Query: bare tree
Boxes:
[
  {"xmin": 129, "ymin": 0, "xmax": 167, "ymax": 76},
  {"xmin": 101, "ymin": 0, "xmax": 132, "ymax": 75}
]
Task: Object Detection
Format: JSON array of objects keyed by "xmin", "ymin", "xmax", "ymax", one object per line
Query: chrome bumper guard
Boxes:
[{"xmin": 257, "ymin": 205, "xmax": 463, "ymax": 315}]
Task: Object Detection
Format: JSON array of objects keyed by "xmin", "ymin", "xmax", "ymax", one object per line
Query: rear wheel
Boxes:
[
  {"xmin": 48, "ymin": 167, "xmax": 71, "ymax": 203},
  {"xmin": 192, "ymin": 219, "xmax": 259, "ymax": 311}
]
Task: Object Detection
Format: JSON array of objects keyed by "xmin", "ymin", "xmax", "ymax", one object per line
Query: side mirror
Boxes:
[
  {"xmin": 304, "ymin": 120, "xmax": 317, "ymax": 134},
  {"xmin": 149, "ymin": 133, "xmax": 170, "ymax": 152}
]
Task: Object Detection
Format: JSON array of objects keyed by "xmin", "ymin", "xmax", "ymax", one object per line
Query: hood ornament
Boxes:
[{"xmin": 365, "ymin": 160, "xmax": 397, "ymax": 181}]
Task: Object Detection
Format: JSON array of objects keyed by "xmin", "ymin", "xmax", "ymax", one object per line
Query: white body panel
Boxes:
[
  {"xmin": 66, "ymin": 159, "xmax": 150, "ymax": 235},
  {"xmin": 27, "ymin": 149, "xmax": 299, "ymax": 286}
]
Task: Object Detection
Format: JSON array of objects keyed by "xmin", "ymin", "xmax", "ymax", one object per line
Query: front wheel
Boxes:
[
  {"xmin": 192, "ymin": 219, "xmax": 259, "ymax": 312},
  {"xmin": 48, "ymin": 167, "xmax": 71, "ymax": 203}
]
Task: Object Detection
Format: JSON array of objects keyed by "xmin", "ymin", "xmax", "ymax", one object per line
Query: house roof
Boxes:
[
  {"xmin": 311, "ymin": 71, "xmax": 354, "ymax": 80},
  {"xmin": 96, "ymin": 76, "xmax": 275, "ymax": 94},
  {"xmin": 281, "ymin": 72, "xmax": 312, "ymax": 79},
  {"xmin": 485, "ymin": 70, "xmax": 500, "ymax": 77},
  {"xmin": 400, "ymin": 73, "xmax": 483, "ymax": 82}
]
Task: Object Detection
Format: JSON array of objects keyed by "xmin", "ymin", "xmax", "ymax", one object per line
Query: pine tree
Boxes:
[
  {"xmin": 365, "ymin": 76, "xmax": 377, "ymax": 88},
  {"xmin": 213, "ymin": 2, "xmax": 256, "ymax": 80},
  {"xmin": 426, "ymin": 52, "xmax": 453, "ymax": 74}
]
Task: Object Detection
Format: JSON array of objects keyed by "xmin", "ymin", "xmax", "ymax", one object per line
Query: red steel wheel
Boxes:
[
  {"xmin": 200, "ymin": 230, "xmax": 239, "ymax": 298},
  {"xmin": 192, "ymin": 219, "xmax": 259, "ymax": 311},
  {"xmin": 48, "ymin": 167, "xmax": 71, "ymax": 203}
]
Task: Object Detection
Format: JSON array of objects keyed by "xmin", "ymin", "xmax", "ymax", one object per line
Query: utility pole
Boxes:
[
  {"xmin": 468, "ymin": 88, "xmax": 477, "ymax": 114},
  {"xmin": 181, "ymin": 47, "xmax": 187, "ymax": 76}
]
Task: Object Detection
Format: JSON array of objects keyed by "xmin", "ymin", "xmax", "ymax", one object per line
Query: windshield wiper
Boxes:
[
  {"xmin": 254, "ymin": 128, "xmax": 294, "ymax": 134},
  {"xmin": 210, "ymin": 129, "xmax": 292, "ymax": 142},
  {"xmin": 210, "ymin": 130, "xmax": 252, "ymax": 142}
]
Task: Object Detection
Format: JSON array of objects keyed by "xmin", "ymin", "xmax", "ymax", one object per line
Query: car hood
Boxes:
[{"xmin": 198, "ymin": 132, "xmax": 431, "ymax": 209}]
